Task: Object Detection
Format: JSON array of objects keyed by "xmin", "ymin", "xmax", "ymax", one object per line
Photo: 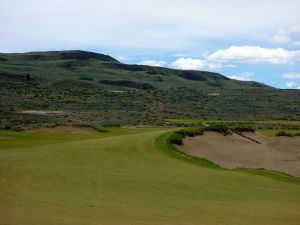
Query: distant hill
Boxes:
[
  {"xmin": 0, "ymin": 50, "xmax": 270, "ymax": 90},
  {"xmin": 0, "ymin": 50, "xmax": 299, "ymax": 128}
]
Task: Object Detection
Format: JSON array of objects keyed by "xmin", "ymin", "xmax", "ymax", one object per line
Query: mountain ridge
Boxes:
[
  {"xmin": 0, "ymin": 50, "xmax": 299, "ymax": 128},
  {"xmin": 0, "ymin": 50, "xmax": 270, "ymax": 89}
]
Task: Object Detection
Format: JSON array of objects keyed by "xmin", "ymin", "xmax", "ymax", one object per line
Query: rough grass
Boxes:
[
  {"xmin": 2, "ymin": 51, "xmax": 300, "ymax": 127},
  {"xmin": 259, "ymin": 129, "xmax": 300, "ymax": 137},
  {"xmin": 1, "ymin": 127, "xmax": 300, "ymax": 225},
  {"xmin": 166, "ymin": 118, "xmax": 300, "ymax": 126}
]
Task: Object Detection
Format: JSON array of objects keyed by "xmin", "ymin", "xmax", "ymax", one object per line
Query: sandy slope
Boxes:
[{"xmin": 177, "ymin": 132, "xmax": 300, "ymax": 178}]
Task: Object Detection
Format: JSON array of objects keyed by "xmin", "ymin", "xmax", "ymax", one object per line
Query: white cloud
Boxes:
[
  {"xmin": 206, "ymin": 62, "xmax": 223, "ymax": 69},
  {"xmin": 224, "ymin": 64, "xmax": 237, "ymax": 68},
  {"xmin": 280, "ymin": 25, "xmax": 300, "ymax": 35},
  {"xmin": 286, "ymin": 82, "xmax": 300, "ymax": 89},
  {"xmin": 170, "ymin": 58, "xmax": 226, "ymax": 70},
  {"xmin": 141, "ymin": 45, "xmax": 300, "ymax": 72},
  {"xmin": 171, "ymin": 58, "xmax": 207, "ymax": 70},
  {"xmin": 283, "ymin": 73, "xmax": 300, "ymax": 79},
  {"xmin": 206, "ymin": 46, "xmax": 300, "ymax": 64},
  {"xmin": 271, "ymin": 25, "xmax": 300, "ymax": 45},
  {"xmin": 169, "ymin": 45, "xmax": 300, "ymax": 71},
  {"xmin": 271, "ymin": 35, "xmax": 291, "ymax": 44},
  {"xmin": 1, "ymin": 0, "xmax": 300, "ymax": 53},
  {"xmin": 139, "ymin": 60, "xmax": 166, "ymax": 67},
  {"xmin": 228, "ymin": 72, "xmax": 254, "ymax": 81}
]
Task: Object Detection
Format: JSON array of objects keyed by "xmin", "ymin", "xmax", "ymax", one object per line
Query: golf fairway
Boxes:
[{"xmin": 0, "ymin": 127, "xmax": 300, "ymax": 225}]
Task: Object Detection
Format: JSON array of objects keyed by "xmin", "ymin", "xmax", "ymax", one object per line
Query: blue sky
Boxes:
[{"xmin": 1, "ymin": 0, "xmax": 300, "ymax": 88}]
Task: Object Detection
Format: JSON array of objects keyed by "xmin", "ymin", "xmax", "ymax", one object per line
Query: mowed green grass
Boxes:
[{"xmin": 1, "ymin": 127, "xmax": 300, "ymax": 225}]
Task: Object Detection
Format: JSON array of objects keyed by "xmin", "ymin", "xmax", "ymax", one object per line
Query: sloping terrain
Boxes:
[
  {"xmin": 1, "ymin": 50, "xmax": 300, "ymax": 128},
  {"xmin": 177, "ymin": 131, "xmax": 300, "ymax": 177},
  {"xmin": 0, "ymin": 128, "xmax": 300, "ymax": 225},
  {"xmin": 0, "ymin": 50, "xmax": 250, "ymax": 89}
]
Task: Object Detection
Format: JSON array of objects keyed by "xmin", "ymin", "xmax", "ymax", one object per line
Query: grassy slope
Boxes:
[
  {"xmin": 1, "ymin": 51, "xmax": 300, "ymax": 125},
  {"xmin": 1, "ymin": 128, "xmax": 300, "ymax": 225},
  {"xmin": 0, "ymin": 50, "xmax": 236, "ymax": 89}
]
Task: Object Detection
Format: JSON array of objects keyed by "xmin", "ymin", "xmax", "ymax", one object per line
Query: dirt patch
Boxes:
[
  {"xmin": 19, "ymin": 110, "xmax": 65, "ymax": 115},
  {"xmin": 177, "ymin": 131, "xmax": 300, "ymax": 178},
  {"xmin": 26, "ymin": 126, "xmax": 97, "ymax": 134}
]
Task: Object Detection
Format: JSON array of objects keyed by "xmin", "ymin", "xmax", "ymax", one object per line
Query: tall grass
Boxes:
[{"xmin": 168, "ymin": 122, "xmax": 256, "ymax": 145}]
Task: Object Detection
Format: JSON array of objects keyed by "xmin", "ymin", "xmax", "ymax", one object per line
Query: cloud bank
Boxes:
[
  {"xmin": 228, "ymin": 72, "xmax": 254, "ymax": 81},
  {"xmin": 139, "ymin": 60, "xmax": 166, "ymax": 67},
  {"xmin": 171, "ymin": 58, "xmax": 207, "ymax": 70},
  {"xmin": 271, "ymin": 25, "xmax": 300, "ymax": 44},
  {"xmin": 206, "ymin": 46, "xmax": 300, "ymax": 65},
  {"xmin": 140, "ymin": 45, "xmax": 300, "ymax": 71},
  {"xmin": 1, "ymin": 0, "xmax": 300, "ymax": 54},
  {"xmin": 283, "ymin": 73, "xmax": 300, "ymax": 79}
]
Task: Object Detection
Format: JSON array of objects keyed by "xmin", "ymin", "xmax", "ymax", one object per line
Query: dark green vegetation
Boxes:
[
  {"xmin": 1, "ymin": 127, "xmax": 300, "ymax": 225},
  {"xmin": 168, "ymin": 123, "xmax": 250, "ymax": 145},
  {"xmin": 275, "ymin": 130, "xmax": 300, "ymax": 137},
  {"xmin": 166, "ymin": 118, "xmax": 300, "ymax": 127},
  {"xmin": 167, "ymin": 119, "xmax": 300, "ymax": 135},
  {"xmin": 1, "ymin": 50, "xmax": 300, "ymax": 128}
]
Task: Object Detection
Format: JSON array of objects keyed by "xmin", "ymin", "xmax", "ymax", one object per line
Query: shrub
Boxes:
[
  {"xmin": 275, "ymin": 130, "xmax": 297, "ymax": 137},
  {"xmin": 4, "ymin": 124, "xmax": 11, "ymax": 130},
  {"xmin": 184, "ymin": 127, "xmax": 204, "ymax": 137},
  {"xmin": 102, "ymin": 124, "xmax": 120, "ymax": 127},
  {"xmin": 93, "ymin": 126, "xmax": 109, "ymax": 133},
  {"xmin": 205, "ymin": 123, "xmax": 230, "ymax": 135},
  {"xmin": 233, "ymin": 123, "xmax": 256, "ymax": 132},
  {"xmin": 168, "ymin": 132, "xmax": 185, "ymax": 145},
  {"xmin": 276, "ymin": 130, "xmax": 286, "ymax": 136},
  {"xmin": 79, "ymin": 76, "xmax": 93, "ymax": 81},
  {"xmin": 11, "ymin": 125, "xmax": 25, "ymax": 132},
  {"xmin": 168, "ymin": 127, "xmax": 205, "ymax": 145},
  {"xmin": 96, "ymin": 128, "xmax": 109, "ymax": 133}
]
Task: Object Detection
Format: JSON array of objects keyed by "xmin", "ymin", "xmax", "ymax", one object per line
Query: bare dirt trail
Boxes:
[{"xmin": 177, "ymin": 132, "xmax": 300, "ymax": 178}]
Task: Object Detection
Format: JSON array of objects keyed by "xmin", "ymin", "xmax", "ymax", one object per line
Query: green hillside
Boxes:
[
  {"xmin": 1, "ymin": 50, "xmax": 300, "ymax": 128},
  {"xmin": 0, "ymin": 50, "xmax": 267, "ymax": 89},
  {"xmin": 1, "ymin": 128, "xmax": 300, "ymax": 225}
]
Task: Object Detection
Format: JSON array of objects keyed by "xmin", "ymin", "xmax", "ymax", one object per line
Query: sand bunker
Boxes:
[
  {"xmin": 26, "ymin": 126, "xmax": 97, "ymax": 133},
  {"xmin": 177, "ymin": 131, "xmax": 300, "ymax": 178}
]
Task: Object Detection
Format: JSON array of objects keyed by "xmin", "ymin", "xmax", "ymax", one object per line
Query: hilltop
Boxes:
[
  {"xmin": 0, "ymin": 50, "xmax": 268, "ymax": 89},
  {"xmin": 0, "ymin": 50, "xmax": 299, "ymax": 128}
]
